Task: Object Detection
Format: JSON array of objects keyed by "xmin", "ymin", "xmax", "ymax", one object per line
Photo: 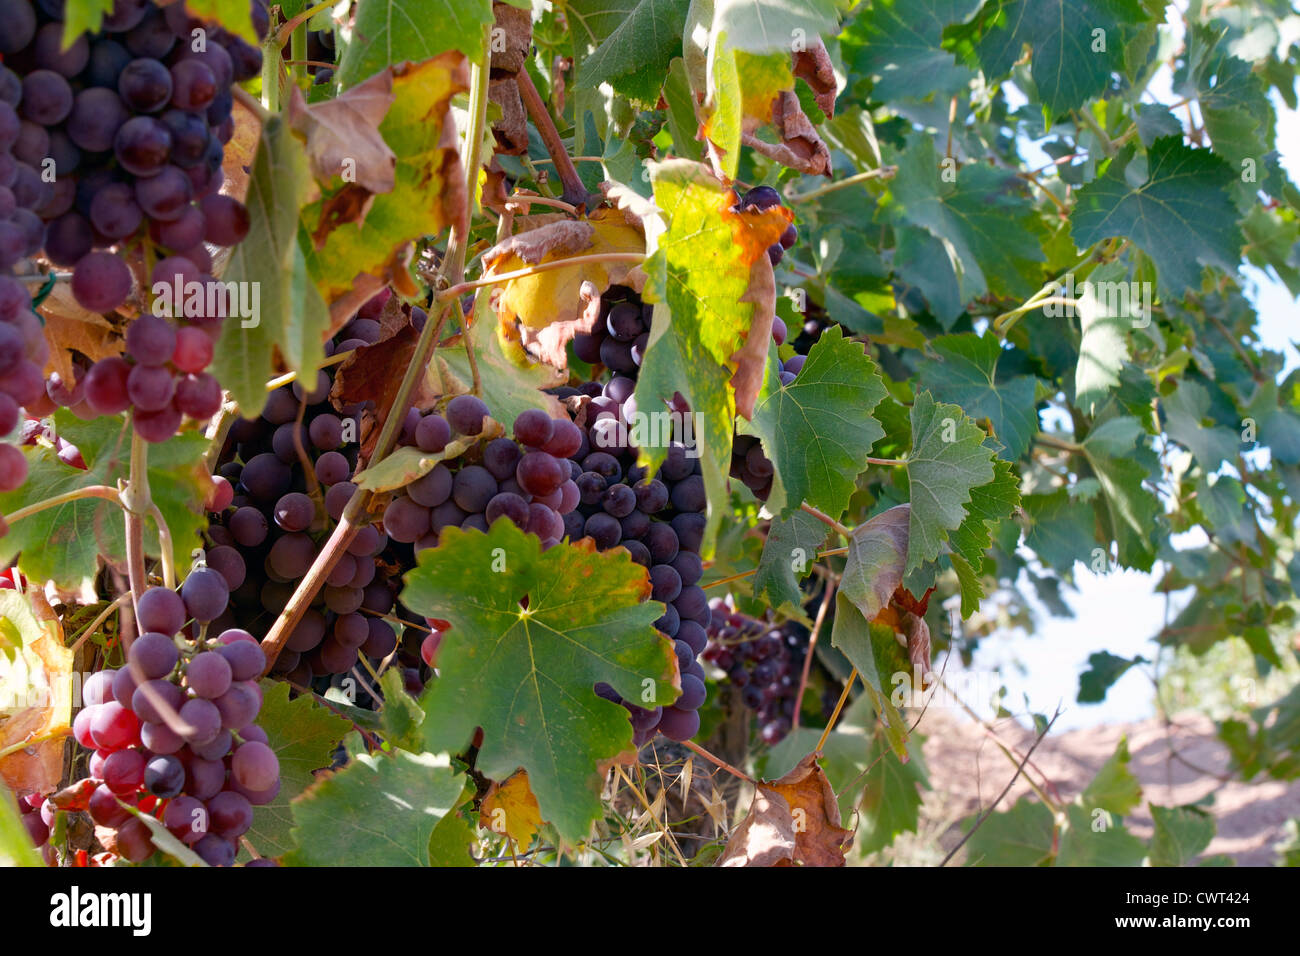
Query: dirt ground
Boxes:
[{"xmin": 913, "ymin": 709, "xmax": 1300, "ymax": 867}]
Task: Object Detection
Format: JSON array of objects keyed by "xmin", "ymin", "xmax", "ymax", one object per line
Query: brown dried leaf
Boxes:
[
  {"xmin": 718, "ymin": 753, "xmax": 852, "ymax": 867},
  {"xmin": 331, "ymin": 324, "xmax": 441, "ymax": 425},
  {"xmin": 288, "ymin": 72, "xmax": 397, "ymax": 194},
  {"xmin": 489, "ymin": 75, "xmax": 529, "ymax": 155},
  {"xmin": 37, "ymin": 282, "xmax": 122, "ymax": 384},
  {"xmin": 490, "ymin": 2, "xmax": 533, "ymax": 74},
  {"xmin": 729, "ymin": 253, "xmax": 777, "ymax": 419},
  {"xmin": 793, "ymin": 39, "xmax": 837, "ymax": 118},
  {"xmin": 742, "ymin": 91, "xmax": 831, "ymax": 177}
]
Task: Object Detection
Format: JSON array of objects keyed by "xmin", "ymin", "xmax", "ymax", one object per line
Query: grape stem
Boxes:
[
  {"xmin": 274, "ymin": 0, "xmax": 337, "ymax": 47},
  {"xmin": 814, "ymin": 666, "xmax": 857, "ymax": 753},
  {"xmin": 680, "ymin": 738, "xmax": 754, "ymax": 785},
  {"xmin": 786, "ymin": 165, "xmax": 898, "ymax": 204},
  {"xmin": 799, "ymin": 503, "xmax": 851, "ymax": 539},
  {"xmin": 434, "ymin": 252, "xmax": 646, "ymax": 302},
  {"xmin": 257, "ymin": 39, "xmax": 494, "ymax": 673},
  {"xmin": 0, "ymin": 728, "xmax": 70, "ymax": 761},
  {"xmin": 120, "ymin": 431, "xmax": 154, "ymax": 629},
  {"xmin": 230, "ymin": 85, "xmax": 271, "ymax": 125},
  {"xmin": 147, "ymin": 503, "xmax": 176, "ymax": 590},
  {"xmin": 515, "ymin": 68, "xmax": 591, "ymax": 209},
  {"xmin": 0, "ymin": 485, "xmax": 122, "ymax": 525},
  {"xmin": 791, "ymin": 576, "xmax": 836, "ymax": 730}
]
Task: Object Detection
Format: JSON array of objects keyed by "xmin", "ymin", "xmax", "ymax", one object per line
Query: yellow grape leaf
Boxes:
[
  {"xmin": 479, "ymin": 770, "xmax": 546, "ymax": 846},
  {"xmin": 736, "ymin": 50, "xmax": 794, "ymax": 127},
  {"xmin": 483, "ymin": 207, "xmax": 646, "ymax": 332}
]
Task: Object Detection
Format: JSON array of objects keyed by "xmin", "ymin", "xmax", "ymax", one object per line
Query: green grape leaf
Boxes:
[
  {"xmin": 401, "ymin": 522, "xmax": 677, "ymax": 843},
  {"xmin": 753, "ymin": 510, "xmax": 829, "ymax": 616},
  {"xmin": 682, "ymin": 0, "xmax": 742, "ymax": 178},
  {"xmin": 633, "ymin": 312, "xmax": 734, "ymax": 560},
  {"xmin": 1181, "ymin": 39, "xmax": 1274, "ymax": 168},
  {"xmin": 1162, "ymin": 380, "xmax": 1240, "ymax": 470},
  {"xmin": 829, "ymin": 593, "xmax": 910, "ymax": 760},
  {"xmin": 214, "ymin": 114, "xmax": 329, "ymax": 417},
  {"xmin": 379, "ymin": 668, "xmax": 425, "ymax": 753},
  {"xmin": 1080, "ymin": 416, "xmax": 1159, "ymax": 570},
  {"xmin": 335, "ymin": 0, "xmax": 492, "ymax": 89},
  {"xmin": 573, "ymin": 0, "xmax": 690, "ymax": 105},
  {"xmin": 1071, "ymin": 138, "xmax": 1241, "ymax": 298},
  {"xmin": 712, "ymin": 0, "xmax": 841, "ymax": 53},
  {"xmin": 304, "ymin": 56, "xmax": 468, "ymax": 304},
  {"xmin": 1056, "ymin": 804, "xmax": 1147, "ymax": 866},
  {"xmin": 1082, "ymin": 738, "xmax": 1142, "ymax": 815},
  {"xmin": 845, "ymin": 0, "xmax": 982, "ymax": 103},
  {"xmin": 882, "ymin": 137, "xmax": 1047, "ymax": 310},
  {"xmin": 963, "ymin": 797, "xmax": 1055, "ymax": 866},
  {"xmin": 61, "ymin": 0, "xmax": 114, "ymax": 46},
  {"xmin": 1023, "ymin": 489, "xmax": 1098, "ymax": 571},
  {"xmin": 426, "ymin": 786, "xmax": 478, "ymax": 866},
  {"xmin": 840, "ymin": 504, "xmax": 909, "ymax": 623},
  {"xmin": 747, "ymin": 326, "xmax": 887, "ymax": 520},
  {"xmin": 1073, "ymin": 263, "xmax": 1141, "ymax": 415},
  {"xmin": 1078, "ymin": 651, "xmax": 1146, "ymax": 704},
  {"xmin": 0, "ymin": 412, "xmax": 210, "ymax": 599},
  {"xmin": 916, "ymin": 333, "xmax": 1039, "ymax": 461},
  {"xmin": 893, "ymin": 228, "xmax": 964, "ymax": 326},
  {"xmin": 244, "ymin": 682, "xmax": 351, "ymax": 861},
  {"xmin": 1149, "ymin": 804, "xmax": 1215, "ymax": 867},
  {"xmin": 904, "ymin": 392, "xmax": 997, "ymax": 573},
  {"xmin": 285, "ymin": 750, "xmax": 465, "ymax": 865},
  {"xmin": 947, "ymin": 458, "xmax": 1021, "ymax": 616},
  {"xmin": 972, "ymin": 0, "xmax": 1154, "ymax": 114},
  {"xmin": 1245, "ymin": 380, "xmax": 1300, "ymax": 465}
]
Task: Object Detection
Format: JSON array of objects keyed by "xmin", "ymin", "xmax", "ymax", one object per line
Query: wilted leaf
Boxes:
[
  {"xmin": 287, "ymin": 73, "xmax": 397, "ymax": 194},
  {"xmin": 0, "ymin": 590, "xmax": 72, "ymax": 796},
  {"xmin": 840, "ymin": 504, "xmax": 910, "ymax": 623},
  {"xmin": 718, "ymin": 753, "xmax": 852, "ymax": 866},
  {"xmin": 304, "ymin": 55, "xmax": 468, "ymax": 303},
  {"xmin": 742, "ymin": 91, "xmax": 831, "ymax": 176},
  {"xmin": 353, "ymin": 433, "xmax": 492, "ymax": 493}
]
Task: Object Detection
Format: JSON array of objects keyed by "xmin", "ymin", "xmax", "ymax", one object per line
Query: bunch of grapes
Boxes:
[
  {"xmin": 0, "ymin": 275, "xmax": 49, "ymax": 494},
  {"xmin": 701, "ymin": 597, "xmax": 809, "ymax": 745},
  {"xmin": 69, "ymin": 579, "xmax": 279, "ymax": 867},
  {"xmin": 205, "ymin": 345, "xmax": 396, "ymax": 688},
  {"xmin": 570, "ymin": 284, "xmax": 650, "ymax": 375},
  {"xmin": 305, "ymin": 27, "xmax": 335, "ymax": 87},
  {"xmin": 0, "ymin": 0, "xmax": 264, "ymax": 312},
  {"xmin": 383, "ymin": 398, "xmax": 582, "ymax": 551}
]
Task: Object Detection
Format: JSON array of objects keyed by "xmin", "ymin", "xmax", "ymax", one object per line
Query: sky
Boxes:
[{"xmin": 953, "ymin": 17, "xmax": 1300, "ymax": 730}]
